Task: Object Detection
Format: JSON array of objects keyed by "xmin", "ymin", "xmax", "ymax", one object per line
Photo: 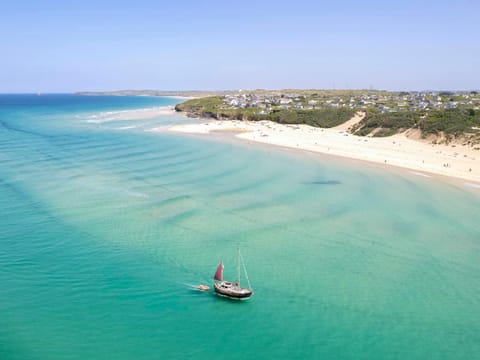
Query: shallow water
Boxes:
[{"xmin": 1, "ymin": 95, "xmax": 479, "ymax": 359}]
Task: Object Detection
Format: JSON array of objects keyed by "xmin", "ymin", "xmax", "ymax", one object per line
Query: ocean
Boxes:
[{"xmin": 1, "ymin": 94, "xmax": 479, "ymax": 359}]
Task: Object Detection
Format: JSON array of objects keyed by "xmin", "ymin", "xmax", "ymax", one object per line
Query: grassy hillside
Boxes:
[
  {"xmin": 351, "ymin": 110, "xmax": 420, "ymax": 137},
  {"xmin": 175, "ymin": 97, "xmax": 355, "ymax": 126},
  {"xmin": 268, "ymin": 108, "xmax": 356, "ymax": 128},
  {"xmin": 174, "ymin": 96, "xmax": 224, "ymax": 117},
  {"xmin": 418, "ymin": 109, "xmax": 480, "ymax": 136},
  {"xmin": 352, "ymin": 108, "xmax": 480, "ymax": 140},
  {"xmin": 176, "ymin": 97, "xmax": 480, "ymax": 143}
]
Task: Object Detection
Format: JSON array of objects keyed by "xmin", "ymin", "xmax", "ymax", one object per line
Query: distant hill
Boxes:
[
  {"xmin": 74, "ymin": 90, "xmax": 215, "ymax": 97},
  {"xmin": 74, "ymin": 89, "xmax": 390, "ymax": 98}
]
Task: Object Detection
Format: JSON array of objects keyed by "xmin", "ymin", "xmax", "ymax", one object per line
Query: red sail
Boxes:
[{"xmin": 213, "ymin": 262, "xmax": 223, "ymax": 281}]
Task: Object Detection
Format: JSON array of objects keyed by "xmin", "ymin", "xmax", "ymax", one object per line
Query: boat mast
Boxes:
[
  {"xmin": 239, "ymin": 249, "xmax": 252, "ymax": 290},
  {"xmin": 237, "ymin": 247, "xmax": 241, "ymax": 286}
]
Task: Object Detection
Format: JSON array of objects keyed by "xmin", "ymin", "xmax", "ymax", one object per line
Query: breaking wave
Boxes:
[{"xmin": 82, "ymin": 106, "xmax": 175, "ymax": 124}]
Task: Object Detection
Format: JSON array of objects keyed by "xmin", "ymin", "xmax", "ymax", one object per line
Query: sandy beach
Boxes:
[{"xmin": 159, "ymin": 115, "xmax": 480, "ymax": 184}]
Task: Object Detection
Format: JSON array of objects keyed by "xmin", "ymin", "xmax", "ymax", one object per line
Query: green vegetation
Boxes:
[
  {"xmin": 176, "ymin": 95, "xmax": 480, "ymax": 143},
  {"xmin": 268, "ymin": 108, "xmax": 356, "ymax": 128},
  {"xmin": 351, "ymin": 108, "xmax": 480, "ymax": 140},
  {"xmin": 352, "ymin": 110, "xmax": 420, "ymax": 137},
  {"xmin": 419, "ymin": 109, "xmax": 480, "ymax": 136},
  {"xmin": 175, "ymin": 96, "xmax": 224, "ymax": 118},
  {"xmin": 175, "ymin": 96, "xmax": 261, "ymax": 120},
  {"xmin": 176, "ymin": 97, "xmax": 356, "ymax": 126}
]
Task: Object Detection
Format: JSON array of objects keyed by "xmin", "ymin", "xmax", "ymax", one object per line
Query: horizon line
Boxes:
[{"xmin": 1, "ymin": 88, "xmax": 480, "ymax": 95}]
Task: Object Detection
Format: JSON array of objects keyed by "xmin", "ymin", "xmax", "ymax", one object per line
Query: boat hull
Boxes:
[{"xmin": 214, "ymin": 282, "xmax": 253, "ymax": 300}]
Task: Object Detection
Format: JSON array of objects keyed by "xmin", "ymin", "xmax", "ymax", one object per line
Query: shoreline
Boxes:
[
  {"xmin": 154, "ymin": 117, "xmax": 480, "ymax": 185},
  {"xmin": 84, "ymin": 106, "xmax": 177, "ymax": 123}
]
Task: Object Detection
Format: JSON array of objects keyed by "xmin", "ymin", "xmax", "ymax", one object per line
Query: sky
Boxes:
[{"xmin": 1, "ymin": 0, "xmax": 479, "ymax": 92}]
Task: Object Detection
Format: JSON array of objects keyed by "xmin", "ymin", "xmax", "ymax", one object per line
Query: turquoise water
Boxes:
[{"xmin": 1, "ymin": 94, "xmax": 480, "ymax": 359}]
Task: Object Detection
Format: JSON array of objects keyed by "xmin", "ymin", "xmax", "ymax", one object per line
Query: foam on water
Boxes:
[
  {"xmin": 83, "ymin": 106, "xmax": 175, "ymax": 123},
  {"xmin": 465, "ymin": 181, "xmax": 480, "ymax": 188},
  {"xmin": 409, "ymin": 170, "xmax": 432, "ymax": 178}
]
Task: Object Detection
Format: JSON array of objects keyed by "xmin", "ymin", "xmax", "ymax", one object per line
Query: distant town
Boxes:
[
  {"xmin": 221, "ymin": 90, "xmax": 480, "ymax": 114},
  {"xmin": 78, "ymin": 89, "xmax": 480, "ymax": 114},
  {"xmin": 172, "ymin": 90, "xmax": 480, "ymax": 142}
]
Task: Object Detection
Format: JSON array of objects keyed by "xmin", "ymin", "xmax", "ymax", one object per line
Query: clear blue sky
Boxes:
[{"xmin": 1, "ymin": 0, "xmax": 479, "ymax": 92}]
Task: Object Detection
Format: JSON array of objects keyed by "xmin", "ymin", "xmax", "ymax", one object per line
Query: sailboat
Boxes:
[{"xmin": 213, "ymin": 248, "xmax": 253, "ymax": 300}]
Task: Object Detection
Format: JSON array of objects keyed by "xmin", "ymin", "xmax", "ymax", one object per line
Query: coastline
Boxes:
[
  {"xmin": 155, "ymin": 116, "xmax": 480, "ymax": 185},
  {"xmin": 84, "ymin": 106, "xmax": 177, "ymax": 123}
]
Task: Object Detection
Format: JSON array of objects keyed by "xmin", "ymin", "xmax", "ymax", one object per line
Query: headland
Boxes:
[{"xmin": 166, "ymin": 89, "xmax": 480, "ymax": 183}]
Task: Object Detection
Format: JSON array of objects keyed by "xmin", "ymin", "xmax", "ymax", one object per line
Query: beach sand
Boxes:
[{"xmin": 158, "ymin": 116, "xmax": 480, "ymax": 184}]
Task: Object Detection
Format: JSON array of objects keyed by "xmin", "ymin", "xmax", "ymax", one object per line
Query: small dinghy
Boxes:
[{"xmin": 196, "ymin": 284, "xmax": 210, "ymax": 291}]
